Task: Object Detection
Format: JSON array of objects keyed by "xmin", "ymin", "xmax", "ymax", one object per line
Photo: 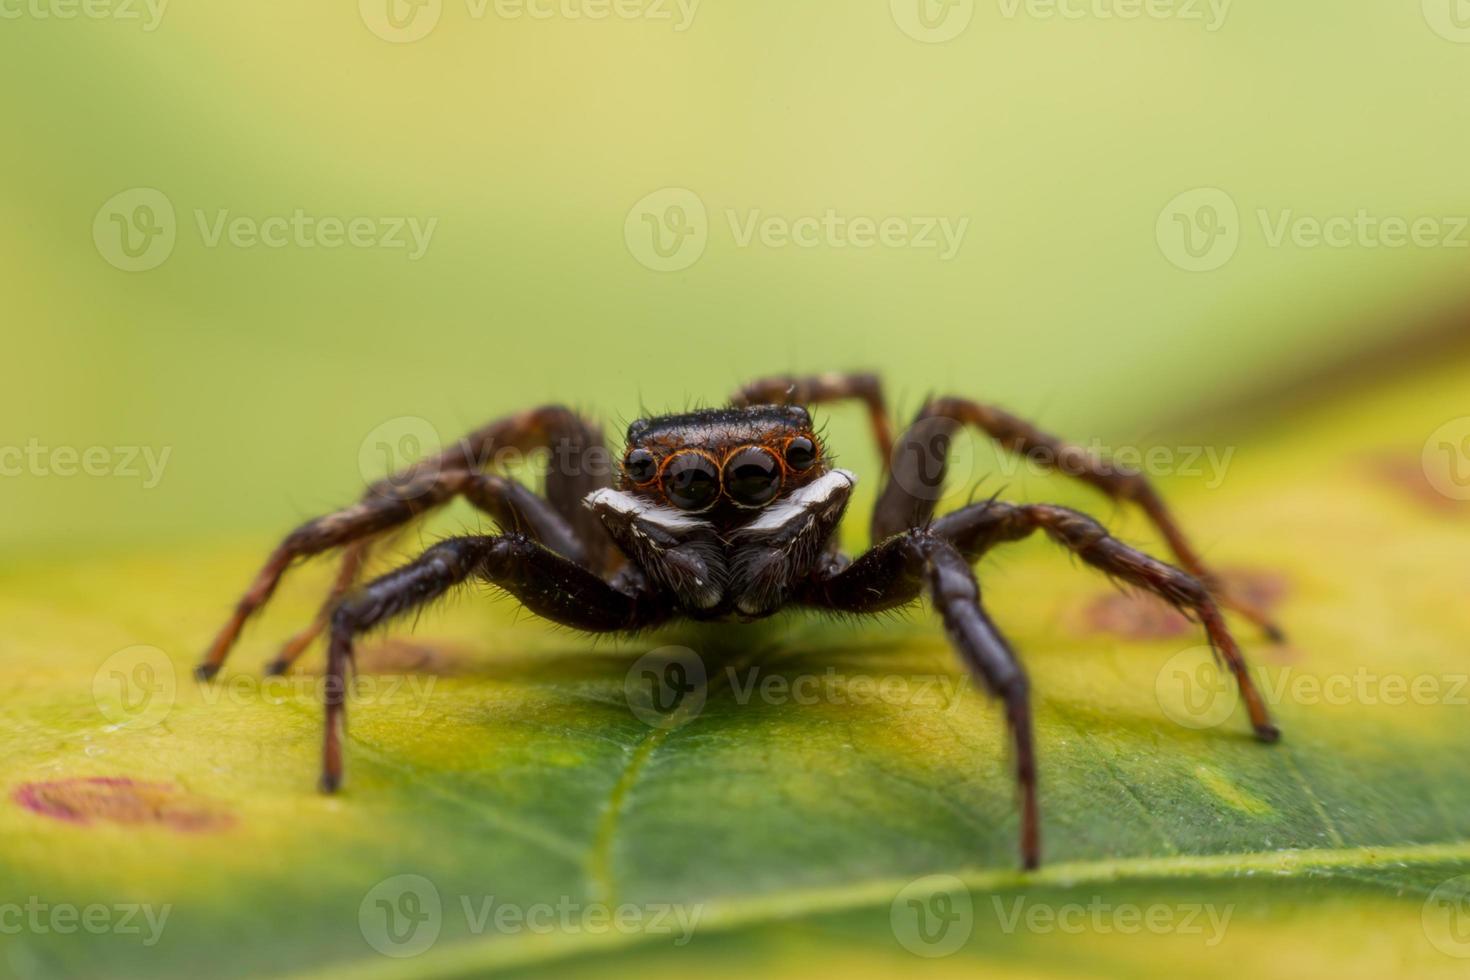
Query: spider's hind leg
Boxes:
[{"xmin": 875, "ymin": 396, "xmax": 1285, "ymax": 642}]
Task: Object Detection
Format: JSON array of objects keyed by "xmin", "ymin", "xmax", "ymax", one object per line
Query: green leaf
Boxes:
[{"xmin": 3, "ymin": 355, "xmax": 1469, "ymax": 980}]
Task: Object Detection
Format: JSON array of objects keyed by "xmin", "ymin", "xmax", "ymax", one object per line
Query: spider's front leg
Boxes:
[
  {"xmin": 320, "ymin": 533, "xmax": 668, "ymax": 792},
  {"xmin": 799, "ymin": 529, "xmax": 1040, "ymax": 869},
  {"xmin": 933, "ymin": 499, "xmax": 1279, "ymax": 741},
  {"xmin": 198, "ymin": 405, "xmax": 614, "ymax": 679}
]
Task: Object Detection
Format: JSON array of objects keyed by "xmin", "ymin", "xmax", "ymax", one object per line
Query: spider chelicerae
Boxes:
[{"xmin": 197, "ymin": 371, "xmax": 1282, "ymax": 869}]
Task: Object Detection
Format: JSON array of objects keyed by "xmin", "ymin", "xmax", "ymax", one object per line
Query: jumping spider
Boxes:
[{"xmin": 197, "ymin": 372, "xmax": 1282, "ymax": 869}]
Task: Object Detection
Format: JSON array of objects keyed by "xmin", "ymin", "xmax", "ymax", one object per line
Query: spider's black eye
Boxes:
[
  {"xmin": 723, "ymin": 447, "xmax": 782, "ymax": 508},
  {"xmin": 661, "ymin": 452, "xmax": 720, "ymax": 511},
  {"xmin": 624, "ymin": 448, "xmax": 657, "ymax": 484},
  {"xmin": 784, "ymin": 436, "xmax": 818, "ymax": 472}
]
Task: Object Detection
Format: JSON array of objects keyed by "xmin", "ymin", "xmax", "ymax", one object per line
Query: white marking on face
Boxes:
[
  {"xmin": 584, "ymin": 488, "xmax": 709, "ymax": 533},
  {"xmin": 739, "ymin": 469, "xmax": 856, "ymax": 534}
]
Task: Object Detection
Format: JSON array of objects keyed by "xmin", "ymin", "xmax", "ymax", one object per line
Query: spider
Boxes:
[{"xmin": 196, "ymin": 372, "xmax": 1282, "ymax": 869}]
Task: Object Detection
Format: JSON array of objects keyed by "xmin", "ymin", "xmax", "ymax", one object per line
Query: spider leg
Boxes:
[
  {"xmin": 321, "ymin": 533, "xmax": 667, "ymax": 792},
  {"xmin": 798, "ymin": 529, "xmax": 1039, "ymax": 870},
  {"xmin": 931, "ymin": 499, "xmax": 1279, "ymax": 741},
  {"xmin": 199, "ymin": 464, "xmax": 587, "ymax": 679},
  {"xmin": 874, "ymin": 396, "xmax": 1286, "ymax": 642},
  {"xmin": 731, "ymin": 372, "xmax": 895, "ymax": 467},
  {"xmin": 267, "ymin": 538, "xmax": 375, "ymax": 676}
]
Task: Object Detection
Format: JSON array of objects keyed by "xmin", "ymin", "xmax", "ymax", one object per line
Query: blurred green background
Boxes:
[
  {"xmin": 4, "ymin": 5, "xmax": 1470, "ymax": 980},
  {"xmin": 4, "ymin": 1, "xmax": 1470, "ymax": 555}
]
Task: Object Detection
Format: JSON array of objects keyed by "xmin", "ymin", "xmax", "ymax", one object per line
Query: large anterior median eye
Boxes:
[
  {"xmin": 723, "ymin": 446, "xmax": 782, "ymax": 507},
  {"xmin": 661, "ymin": 452, "xmax": 720, "ymax": 511}
]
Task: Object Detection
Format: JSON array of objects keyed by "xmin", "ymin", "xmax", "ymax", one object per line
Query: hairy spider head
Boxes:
[{"xmin": 620, "ymin": 405, "xmax": 826, "ymax": 517}]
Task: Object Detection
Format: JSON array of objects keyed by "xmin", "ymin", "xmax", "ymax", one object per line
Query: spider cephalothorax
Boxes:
[
  {"xmin": 197, "ymin": 372, "xmax": 1284, "ymax": 870},
  {"xmin": 619, "ymin": 405, "xmax": 826, "ymax": 520}
]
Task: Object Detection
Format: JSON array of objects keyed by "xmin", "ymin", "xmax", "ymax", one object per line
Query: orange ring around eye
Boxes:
[{"xmin": 657, "ymin": 449, "xmax": 722, "ymax": 512}]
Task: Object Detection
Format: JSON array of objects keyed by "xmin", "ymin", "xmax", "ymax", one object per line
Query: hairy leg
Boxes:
[
  {"xmin": 799, "ymin": 529, "xmax": 1040, "ymax": 870},
  {"xmin": 874, "ymin": 396, "xmax": 1284, "ymax": 641},
  {"xmin": 321, "ymin": 534, "xmax": 667, "ymax": 792},
  {"xmin": 932, "ymin": 499, "xmax": 1279, "ymax": 740},
  {"xmin": 199, "ymin": 465, "xmax": 585, "ymax": 679}
]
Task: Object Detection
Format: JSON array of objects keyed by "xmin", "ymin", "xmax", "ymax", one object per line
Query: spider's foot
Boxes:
[
  {"xmin": 194, "ymin": 663, "xmax": 220, "ymax": 682},
  {"xmin": 1253, "ymin": 722, "xmax": 1282, "ymax": 744},
  {"xmin": 318, "ymin": 771, "xmax": 342, "ymax": 794},
  {"xmin": 263, "ymin": 658, "xmax": 290, "ymax": 677}
]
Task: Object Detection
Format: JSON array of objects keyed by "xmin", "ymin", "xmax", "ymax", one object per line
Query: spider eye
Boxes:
[
  {"xmin": 661, "ymin": 452, "xmax": 720, "ymax": 511},
  {"xmin": 723, "ymin": 447, "xmax": 782, "ymax": 508},
  {"xmin": 624, "ymin": 448, "xmax": 657, "ymax": 484},
  {"xmin": 784, "ymin": 436, "xmax": 818, "ymax": 472}
]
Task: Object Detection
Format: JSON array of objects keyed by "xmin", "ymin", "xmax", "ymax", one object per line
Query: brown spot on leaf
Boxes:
[
  {"xmin": 1364, "ymin": 452, "xmax": 1467, "ymax": 516},
  {"xmin": 1082, "ymin": 568, "xmax": 1290, "ymax": 641},
  {"xmin": 13, "ymin": 777, "xmax": 234, "ymax": 832}
]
